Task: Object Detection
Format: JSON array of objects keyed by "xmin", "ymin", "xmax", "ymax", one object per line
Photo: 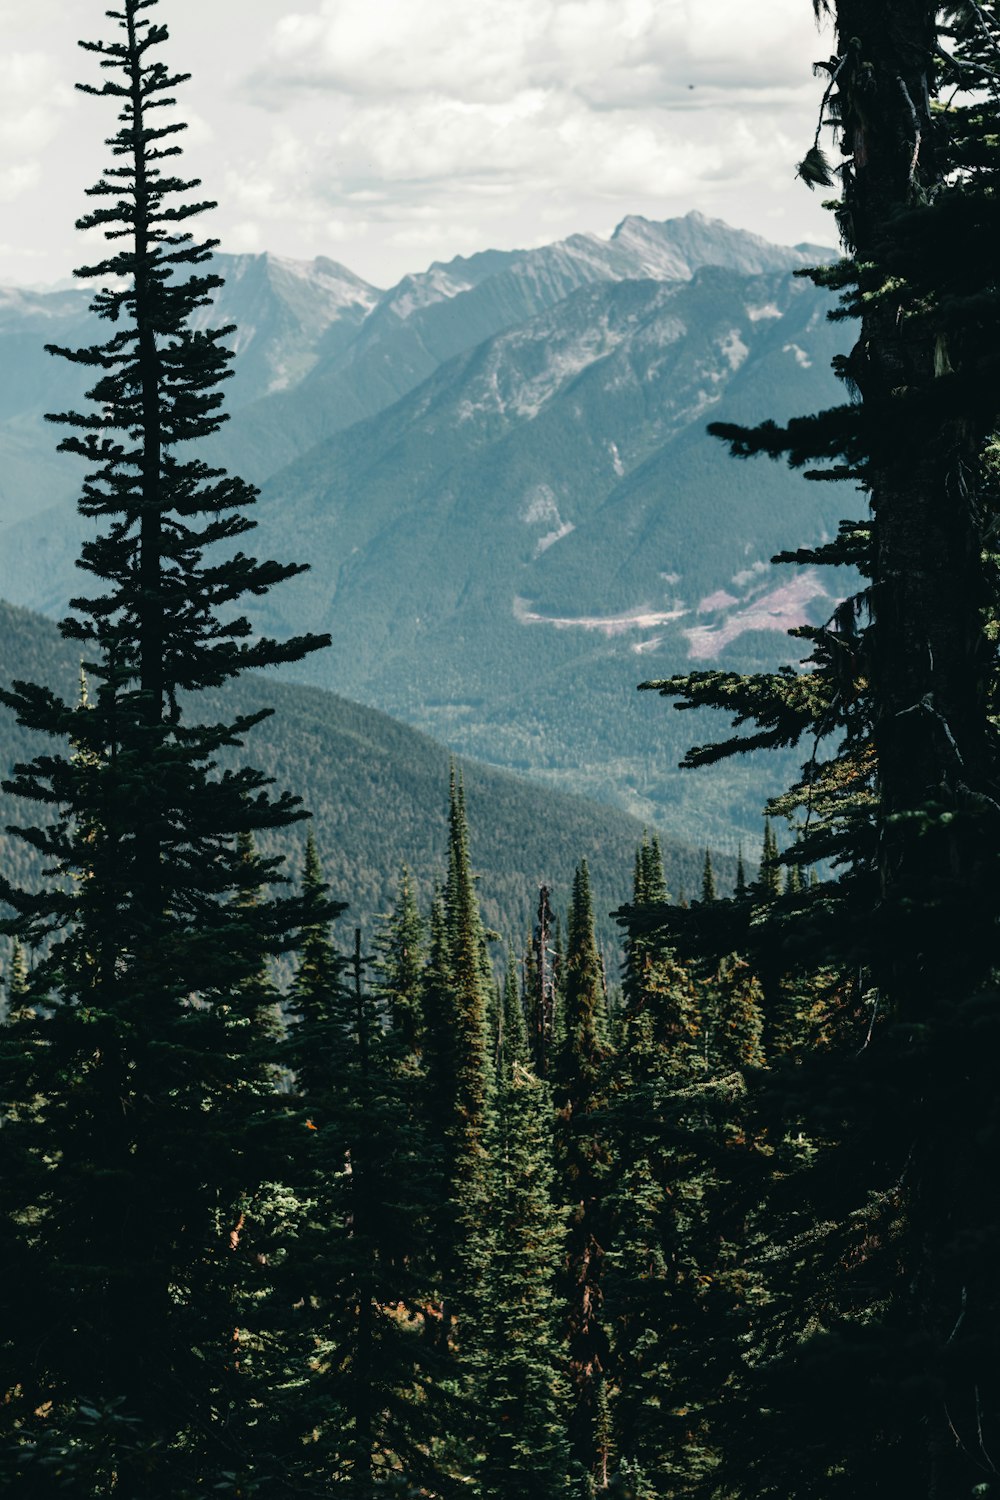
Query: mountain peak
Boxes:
[{"xmin": 609, "ymin": 210, "xmax": 829, "ymax": 279}]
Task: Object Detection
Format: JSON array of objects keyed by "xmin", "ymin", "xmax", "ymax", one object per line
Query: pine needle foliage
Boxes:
[
  {"xmin": 0, "ymin": 2, "xmax": 329, "ymax": 1487},
  {"xmin": 372, "ymin": 865, "xmax": 426, "ymax": 1055},
  {"xmin": 555, "ymin": 860, "xmax": 614, "ymax": 1485},
  {"xmin": 475, "ymin": 957, "xmax": 570, "ymax": 1500},
  {"xmin": 637, "ymin": 4, "xmax": 1000, "ymax": 1495},
  {"xmin": 283, "ymin": 856, "xmax": 445, "ymax": 1498}
]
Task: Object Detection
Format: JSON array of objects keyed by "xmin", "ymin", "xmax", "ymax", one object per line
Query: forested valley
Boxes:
[{"xmin": 3, "ymin": 2, "xmax": 1000, "ymax": 1497}]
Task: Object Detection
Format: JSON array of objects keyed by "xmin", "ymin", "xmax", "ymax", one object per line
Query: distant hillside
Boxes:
[
  {"xmin": 0, "ymin": 212, "xmax": 844, "ymax": 849},
  {"xmin": 0, "ymin": 212, "xmax": 834, "ymax": 620},
  {"xmin": 0, "ymin": 601, "xmax": 732, "ymax": 956},
  {"xmin": 239, "ymin": 263, "xmax": 846, "ymax": 847}
]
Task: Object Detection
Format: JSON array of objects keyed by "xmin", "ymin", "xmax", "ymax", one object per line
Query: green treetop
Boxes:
[
  {"xmin": 373, "ymin": 864, "xmax": 426, "ymax": 1055},
  {"xmin": 477, "ymin": 957, "xmax": 569, "ymax": 1500},
  {"xmin": 555, "ymin": 859, "xmax": 614, "ymax": 1485},
  {"xmin": 701, "ymin": 849, "xmax": 717, "ymax": 904}
]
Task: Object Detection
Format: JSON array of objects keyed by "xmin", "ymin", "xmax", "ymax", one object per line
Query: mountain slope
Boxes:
[
  {"xmin": 0, "ymin": 214, "xmax": 845, "ymax": 847},
  {"xmin": 208, "ymin": 210, "xmax": 829, "ymax": 482},
  {"xmin": 229, "ymin": 263, "xmax": 847, "ymax": 843},
  {"xmin": 0, "ymin": 599, "xmax": 721, "ymax": 951},
  {"xmin": 0, "ymin": 251, "xmax": 380, "ymax": 532},
  {"xmin": 0, "ymin": 214, "xmax": 833, "ymax": 622}
]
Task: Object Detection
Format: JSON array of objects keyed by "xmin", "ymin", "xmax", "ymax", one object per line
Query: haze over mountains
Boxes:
[{"xmin": 0, "ymin": 211, "xmax": 849, "ymax": 847}]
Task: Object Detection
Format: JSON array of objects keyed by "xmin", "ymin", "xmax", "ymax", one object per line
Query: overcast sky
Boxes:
[{"xmin": 0, "ymin": 0, "xmax": 837, "ymax": 290}]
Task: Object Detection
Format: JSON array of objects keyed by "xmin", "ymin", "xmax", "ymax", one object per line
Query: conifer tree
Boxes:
[
  {"xmin": 476, "ymin": 956, "xmax": 570, "ymax": 1499},
  {"xmin": 5, "ymin": 939, "xmax": 28, "ymax": 1020},
  {"xmin": 754, "ymin": 818, "xmax": 781, "ymax": 901},
  {"xmin": 414, "ymin": 776, "xmax": 496, "ymax": 1460},
  {"xmin": 604, "ymin": 836, "xmax": 715, "ymax": 1494},
  {"xmin": 734, "ymin": 846, "xmax": 748, "ymax": 900},
  {"xmin": 418, "ymin": 883, "xmax": 453, "ymax": 1308},
  {"xmin": 639, "ymin": 5, "xmax": 1000, "ymax": 1494},
  {"xmin": 700, "ymin": 849, "xmax": 717, "ymax": 904},
  {"xmin": 703, "ymin": 954, "xmax": 765, "ymax": 1074},
  {"xmin": 373, "ymin": 865, "xmax": 425, "ymax": 1055},
  {"xmin": 555, "ymin": 860, "xmax": 614, "ymax": 1484},
  {"xmin": 0, "ymin": 2, "xmax": 328, "ymax": 1487},
  {"xmin": 622, "ymin": 835, "xmax": 701, "ymax": 1061},
  {"xmin": 284, "ymin": 855, "xmax": 441, "ymax": 1496},
  {"xmin": 552, "ymin": 913, "xmax": 566, "ymax": 1049},
  {"xmin": 528, "ymin": 883, "xmax": 557, "ymax": 1077},
  {"xmin": 441, "ymin": 776, "xmax": 494, "ymax": 1313}
]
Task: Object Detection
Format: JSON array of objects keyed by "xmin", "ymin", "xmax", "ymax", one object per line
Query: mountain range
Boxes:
[{"xmin": 0, "ymin": 211, "xmax": 850, "ymax": 848}]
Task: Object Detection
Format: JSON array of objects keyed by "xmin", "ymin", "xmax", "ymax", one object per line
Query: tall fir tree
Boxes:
[
  {"xmin": 413, "ymin": 778, "xmax": 497, "ymax": 1489},
  {"xmin": 528, "ymin": 884, "xmax": 557, "ymax": 1078},
  {"xmin": 476, "ymin": 956, "xmax": 570, "ymax": 1499},
  {"xmin": 604, "ymin": 836, "xmax": 710, "ymax": 1494},
  {"xmin": 283, "ymin": 853, "xmax": 443, "ymax": 1496},
  {"xmin": 734, "ymin": 846, "xmax": 748, "ymax": 900},
  {"xmin": 0, "ymin": 3, "xmax": 328, "ymax": 1490},
  {"xmin": 373, "ymin": 864, "xmax": 426, "ymax": 1057},
  {"xmin": 441, "ymin": 775, "xmax": 494, "ymax": 1319},
  {"xmin": 754, "ymin": 818, "xmax": 781, "ymax": 901},
  {"xmin": 555, "ymin": 860, "xmax": 614, "ymax": 1486},
  {"xmin": 639, "ymin": 4, "xmax": 1000, "ymax": 1494}
]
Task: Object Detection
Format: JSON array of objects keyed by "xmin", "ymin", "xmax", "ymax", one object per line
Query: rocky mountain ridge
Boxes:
[{"xmin": 0, "ymin": 212, "xmax": 847, "ymax": 845}]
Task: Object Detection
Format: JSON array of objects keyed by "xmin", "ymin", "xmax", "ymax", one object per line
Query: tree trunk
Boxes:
[{"xmin": 836, "ymin": 0, "xmax": 996, "ymax": 1009}]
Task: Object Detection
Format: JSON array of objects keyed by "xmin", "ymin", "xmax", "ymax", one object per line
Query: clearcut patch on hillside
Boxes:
[
  {"xmin": 513, "ymin": 596, "xmax": 686, "ymax": 636},
  {"xmin": 683, "ymin": 571, "xmax": 831, "ymax": 659}
]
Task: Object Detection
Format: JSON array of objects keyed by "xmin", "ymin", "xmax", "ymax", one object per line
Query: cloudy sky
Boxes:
[{"xmin": 0, "ymin": 0, "xmax": 837, "ymax": 290}]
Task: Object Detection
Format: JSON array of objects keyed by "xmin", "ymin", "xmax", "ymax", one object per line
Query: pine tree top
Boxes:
[{"xmin": 701, "ymin": 849, "xmax": 717, "ymax": 904}]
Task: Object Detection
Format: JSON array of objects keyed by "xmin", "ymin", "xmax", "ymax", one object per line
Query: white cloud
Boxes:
[
  {"xmin": 0, "ymin": 0, "xmax": 836, "ymax": 288},
  {"xmin": 226, "ymin": 220, "xmax": 264, "ymax": 252},
  {"xmin": 216, "ymin": 0, "xmax": 833, "ymax": 281},
  {"xmin": 0, "ymin": 51, "xmax": 75, "ymax": 158},
  {"xmin": 0, "ymin": 163, "xmax": 41, "ymax": 202},
  {"xmin": 263, "ymin": 0, "xmax": 818, "ymax": 105}
]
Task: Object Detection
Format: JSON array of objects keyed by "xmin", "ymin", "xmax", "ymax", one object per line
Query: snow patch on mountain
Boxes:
[
  {"xmin": 719, "ymin": 329, "xmax": 749, "ymax": 371},
  {"xmin": 732, "ymin": 561, "xmax": 770, "ymax": 587},
  {"xmin": 535, "ymin": 522, "xmax": 575, "ymax": 556},
  {"xmin": 783, "ymin": 341, "xmax": 813, "ymax": 368},
  {"xmin": 699, "ymin": 589, "xmax": 740, "ymax": 613},
  {"xmin": 511, "ymin": 318, "xmax": 631, "ymax": 418},
  {"xmin": 522, "ymin": 485, "xmax": 560, "ymax": 525},
  {"xmin": 747, "ymin": 302, "xmax": 783, "ymax": 322},
  {"xmin": 520, "ymin": 486, "xmax": 576, "ymax": 556},
  {"xmin": 386, "ymin": 266, "xmax": 473, "ymax": 320},
  {"xmin": 456, "ymin": 366, "xmax": 506, "ymax": 422},
  {"xmin": 677, "ymin": 388, "xmax": 723, "ymax": 422}
]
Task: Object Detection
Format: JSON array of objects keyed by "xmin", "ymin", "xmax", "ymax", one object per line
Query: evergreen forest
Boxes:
[{"xmin": 2, "ymin": 3, "xmax": 1000, "ymax": 1497}]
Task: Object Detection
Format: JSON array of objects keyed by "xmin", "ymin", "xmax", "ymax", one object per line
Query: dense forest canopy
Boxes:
[{"xmin": 1, "ymin": 2, "xmax": 1000, "ymax": 1497}]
